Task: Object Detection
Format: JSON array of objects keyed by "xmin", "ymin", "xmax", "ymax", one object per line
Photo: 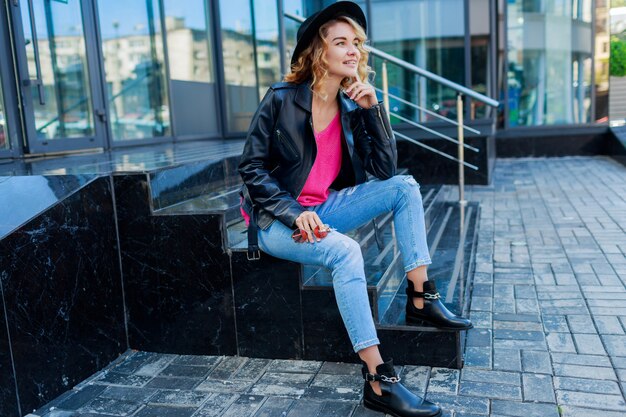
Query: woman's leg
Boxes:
[
  {"xmin": 315, "ymin": 175, "xmax": 470, "ymax": 328},
  {"xmin": 257, "ymin": 219, "xmax": 380, "ymax": 353}
]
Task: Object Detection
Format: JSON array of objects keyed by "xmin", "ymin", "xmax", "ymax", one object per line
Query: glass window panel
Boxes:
[
  {"xmin": 0, "ymin": 79, "xmax": 7, "ymax": 150},
  {"xmin": 371, "ymin": 0, "xmax": 465, "ymax": 123},
  {"xmin": 252, "ymin": 0, "xmax": 281, "ymax": 97},
  {"xmin": 219, "ymin": 0, "xmax": 258, "ymax": 132},
  {"xmin": 470, "ymin": 0, "xmax": 491, "ymax": 119},
  {"xmin": 98, "ymin": 0, "xmax": 170, "ymax": 141},
  {"xmin": 594, "ymin": 1, "xmax": 609, "ymax": 123},
  {"xmin": 507, "ymin": 0, "xmax": 594, "ymax": 126},
  {"xmin": 163, "ymin": 0, "xmax": 219, "ymax": 136},
  {"xmin": 20, "ymin": 0, "xmax": 94, "ymax": 140}
]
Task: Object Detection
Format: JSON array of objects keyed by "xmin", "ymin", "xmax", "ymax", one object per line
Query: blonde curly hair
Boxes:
[{"xmin": 284, "ymin": 15, "xmax": 373, "ymax": 100}]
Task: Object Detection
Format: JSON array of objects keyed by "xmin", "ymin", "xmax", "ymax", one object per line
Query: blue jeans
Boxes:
[{"xmin": 257, "ymin": 175, "xmax": 432, "ymax": 352}]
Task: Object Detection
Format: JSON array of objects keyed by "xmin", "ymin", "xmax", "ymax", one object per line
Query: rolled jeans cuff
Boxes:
[
  {"xmin": 404, "ymin": 258, "xmax": 432, "ymax": 273},
  {"xmin": 353, "ymin": 337, "xmax": 380, "ymax": 353}
]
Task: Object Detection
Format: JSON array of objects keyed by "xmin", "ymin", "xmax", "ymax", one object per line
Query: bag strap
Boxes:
[{"xmin": 247, "ymin": 206, "xmax": 261, "ymax": 261}]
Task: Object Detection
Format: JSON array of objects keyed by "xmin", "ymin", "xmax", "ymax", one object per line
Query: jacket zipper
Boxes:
[
  {"xmin": 377, "ymin": 105, "xmax": 391, "ymax": 140},
  {"xmin": 276, "ymin": 129, "xmax": 299, "ymax": 159}
]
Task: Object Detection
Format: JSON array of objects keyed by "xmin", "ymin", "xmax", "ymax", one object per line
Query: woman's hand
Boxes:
[
  {"xmin": 345, "ymin": 80, "xmax": 378, "ymax": 109},
  {"xmin": 295, "ymin": 211, "xmax": 325, "ymax": 243}
]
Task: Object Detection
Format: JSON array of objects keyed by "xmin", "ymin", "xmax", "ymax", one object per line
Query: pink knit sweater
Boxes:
[{"xmin": 241, "ymin": 112, "xmax": 343, "ymax": 225}]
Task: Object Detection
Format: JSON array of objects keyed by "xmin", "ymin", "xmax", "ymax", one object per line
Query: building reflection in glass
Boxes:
[
  {"xmin": 164, "ymin": 0, "xmax": 219, "ymax": 137},
  {"xmin": 98, "ymin": 0, "xmax": 170, "ymax": 141},
  {"xmin": 507, "ymin": 0, "xmax": 594, "ymax": 126},
  {"xmin": 370, "ymin": 0, "xmax": 466, "ymax": 123},
  {"xmin": 20, "ymin": 0, "xmax": 94, "ymax": 140}
]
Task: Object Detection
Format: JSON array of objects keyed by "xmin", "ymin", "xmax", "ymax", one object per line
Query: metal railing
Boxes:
[{"xmin": 284, "ymin": 11, "xmax": 499, "ymax": 205}]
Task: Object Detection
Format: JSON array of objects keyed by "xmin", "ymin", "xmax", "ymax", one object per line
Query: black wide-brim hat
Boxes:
[{"xmin": 291, "ymin": 1, "xmax": 367, "ymax": 66}]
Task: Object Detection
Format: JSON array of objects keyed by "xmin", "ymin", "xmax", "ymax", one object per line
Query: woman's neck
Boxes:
[{"xmin": 315, "ymin": 77, "xmax": 342, "ymax": 105}]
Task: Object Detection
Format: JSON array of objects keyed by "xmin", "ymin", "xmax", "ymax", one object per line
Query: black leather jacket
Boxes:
[{"xmin": 238, "ymin": 80, "xmax": 397, "ymax": 231}]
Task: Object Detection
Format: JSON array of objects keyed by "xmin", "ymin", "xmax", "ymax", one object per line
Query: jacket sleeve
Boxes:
[
  {"xmin": 238, "ymin": 88, "xmax": 305, "ymax": 228},
  {"xmin": 352, "ymin": 103, "xmax": 397, "ymax": 179}
]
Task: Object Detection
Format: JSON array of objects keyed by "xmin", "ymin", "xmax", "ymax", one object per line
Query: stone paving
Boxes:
[{"xmin": 30, "ymin": 156, "xmax": 626, "ymax": 417}]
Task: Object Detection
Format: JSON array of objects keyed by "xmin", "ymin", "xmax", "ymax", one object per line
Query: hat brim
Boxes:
[{"xmin": 291, "ymin": 1, "xmax": 367, "ymax": 66}]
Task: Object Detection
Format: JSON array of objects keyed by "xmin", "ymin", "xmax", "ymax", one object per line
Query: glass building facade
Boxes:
[{"xmin": 0, "ymin": 0, "xmax": 613, "ymax": 158}]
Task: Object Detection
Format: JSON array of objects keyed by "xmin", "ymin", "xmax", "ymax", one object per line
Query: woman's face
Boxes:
[{"xmin": 323, "ymin": 21, "xmax": 361, "ymax": 81}]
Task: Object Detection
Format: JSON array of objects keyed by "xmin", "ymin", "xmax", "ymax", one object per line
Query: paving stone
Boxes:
[
  {"xmin": 232, "ymin": 358, "xmax": 272, "ymax": 381},
  {"xmin": 490, "ymin": 399, "xmax": 560, "ymax": 417},
  {"xmin": 493, "ymin": 313, "xmax": 541, "ymax": 323},
  {"xmin": 458, "ymin": 381, "xmax": 521, "ymax": 400},
  {"xmin": 194, "ymin": 378, "xmax": 254, "ymax": 393},
  {"xmin": 493, "ymin": 320, "xmax": 542, "ymax": 331},
  {"xmin": 285, "ymin": 400, "xmax": 325, "ymax": 417},
  {"xmin": 469, "ymin": 311, "xmax": 492, "ymax": 328},
  {"xmin": 522, "ymin": 373, "xmax": 555, "ymax": 403},
  {"xmin": 318, "ymin": 362, "xmax": 361, "ymax": 376},
  {"xmin": 99, "ymin": 386, "xmax": 157, "ymax": 403},
  {"xmin": 135, "ymin": 405, "xmax": 199, "ymax": 417},
  {"xmin": 556, "ymin": 390, "xmax": 626, "ymax": 412},
  {"xmin": 494, "ymin": 329, "xmax": 544, "ymax": 341},
  {"xmin": 600, "ymin": 334, "xmax": 626, "ymax": 356},
  {"xmin": 466, "ymin": 329, "xmax": 492, "ymax": 347},
  {"xmin": 546, "ymin": 332, "xmax": 577, "ymax": 353},
  {"xmin": 112, "ymin": 352, "xmax": 171, "ymax": 375},
  {"xmin": 253, "ymin": 396, "xmax": 294, "ymax": 417},
  {"xmin": 170, "ymin": 355, "xmax": 221, "ymax": 367},
  {"xmin": 250, "ymin": 384, "xmax": 306, "ymax": 397},
  {"xmin": 470, "ymin": 296, "xmax": 492, "ymax": 312},
  {"xmin": 566, "ymin": 315, "xmax": 595, "ymax": 334},
  {"xmin": 207, "ymin": 356, "xmax": 247, "ymax": 380},
  {"xmin": 557, "ymin": 406, "xmax": 626, "ymax": 417},
  {"xmin": 192, "ymin": 393, "xmax": 237, "ymax": 417},
  {"xmin": 219, "ymin": 395, "xmax": 265, "ymax": 417},
  {"xmin": 79, "ymin": 397, "xmax": 144, "ymax": 416},
  {"xmin": 550, "ymin": 353, "xmax": 613, "ymax": 367},
  {"xmin": 493, "ymin": 349, "xmax": 522, "ymax": 372},
  {"xmin": 464, "ymin": 347, "xmax": 491, "ymax": 368},
  {"xmin": 55, "ymin": 385, "xmax": 107, "ymax": 410},
  {"xmin": 95, "ymin": 372, "xmax": 152, "ymax": 387},
  {"xmin": 309, "ymin": 373, "xmax": 360, "ymax": 389},
  {"xmin": 461, "ymin": 369, "xmax": 520, "ymax": 386},
  {"xmin": 423, "ymin": 393, "xmax": 489, "ymax": 415},
  {"xmin": 399, "ymin": 365, "xmax": 430, "ymax": 394},
  {"xmin": 542, "ymin": 315, "xmax": 569, "ymax": 333},
  {"xmin": 553, "ymin": 376, "xmax": 622, "ymax": 394},
  {"xmin": 593, "ymin": 316, "xmax": 625, "ymax": 334},
  {"xmin": 147, "ymin": 390, "xmax": 209, "ymax": 407},
  {"xmin": 302, "ymin": 384, "xmax": 362, "ymax": 402},
  {"xmin": 268, "ymin": 360, "xmax": 322, "ymax": 374},
  {"xmin": 493, "ymin": 339, "xmax": 547, "ymax": 350},
  {"xmin": 572, "ymin": 333, "xmax": 606, "ymax": 355},
  {"xmin": 133, "ymin": 355, "xmax": 177, "ymax": 377},
  {"xmin": 317, "ymin": 401, "xmax": 356, "ymax": 416},
  {"xmin": 521, "ymin": 350, "xmax": 552, "ymax": 374},
  {"xmin": 428, "ymin": 368, "xmax": 459, "ymax": 394},
  {"xmin": 553, "ymin": 363, "xmax": 617, "ymax": 380},
  {"xmin": 144, "ymin": 377, "xmax": 202, "ymax": 390}
]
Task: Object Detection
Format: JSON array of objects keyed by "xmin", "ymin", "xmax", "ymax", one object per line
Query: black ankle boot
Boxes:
[
  {"xmin": 362, "ymin": 359, "xmax": 442, "ymax": 417},
  {"xmin": 405, "ymin": 280, "xmax": 473, "ymax": 330}
]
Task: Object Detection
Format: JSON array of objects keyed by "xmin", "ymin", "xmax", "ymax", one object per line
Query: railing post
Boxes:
[
  {"xmin": 382, "ymin": 61, "xmax": 390, "ymax": 119},
  {"xmin": 457, "ymin": 93, "xmax": 467, "ymax": 206}
]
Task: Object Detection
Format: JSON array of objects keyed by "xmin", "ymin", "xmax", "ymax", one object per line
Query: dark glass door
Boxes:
[{"xmin": 11, "ymin": 0, "xmax": 107, "ymax": 153}]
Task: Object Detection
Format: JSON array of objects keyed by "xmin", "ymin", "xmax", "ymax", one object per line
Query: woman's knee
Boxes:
[
  {"xmin": 389, "ymin": 174, "xmax": 421, "ymax": 201},
  {"xmin": 326, "ymin": 236, "xmax": 363, "ymax": 271}
]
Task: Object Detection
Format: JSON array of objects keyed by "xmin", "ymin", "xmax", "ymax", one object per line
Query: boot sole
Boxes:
[
  {"xmin": 405, "ymin": 314, "xmax": 474, "ymax": 331},
  {"xmin": 363, "ymin": 398, "xmax": 443, "ymax": 417}
]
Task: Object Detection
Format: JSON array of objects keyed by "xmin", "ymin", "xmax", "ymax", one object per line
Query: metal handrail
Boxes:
[
  {"xmin": 390, "ymin": 112, "xmax": 480, "ymax": 152},
  {"xmin": 394, "ymin": 131, "xmax": 478, "ymax": 170},
  {"xmin": 373, "ymin": 87, "xmax": 481, "ymax": 135}
]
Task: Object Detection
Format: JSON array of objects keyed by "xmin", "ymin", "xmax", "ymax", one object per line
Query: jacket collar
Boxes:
[{"xmin": 294, "ymin": 80, "xmax": 359, "ymax": 114}]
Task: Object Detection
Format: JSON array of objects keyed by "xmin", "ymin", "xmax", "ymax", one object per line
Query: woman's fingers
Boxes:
[{"xmin": 295, "ymin": 211, "xmax": 325, "ymax": 243}]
